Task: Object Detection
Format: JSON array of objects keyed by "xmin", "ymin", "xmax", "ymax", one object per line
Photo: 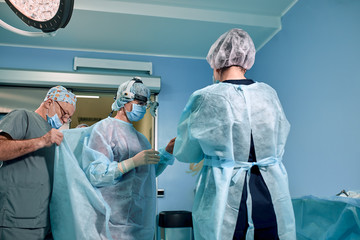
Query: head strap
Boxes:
[{"xmin": 122, "ymin": 77, "xmax": 147, "ymax": 103}]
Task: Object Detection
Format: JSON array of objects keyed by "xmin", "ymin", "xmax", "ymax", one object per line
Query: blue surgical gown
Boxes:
[
  {"xmin": 50, "ymin": 117, "xmax": 174, "ymax": 240},
  {"xmin": 174, "ymin": 81, "xmax": 296, "ymax": 240}
]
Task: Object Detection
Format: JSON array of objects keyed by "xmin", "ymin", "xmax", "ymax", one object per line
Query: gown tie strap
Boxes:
[{"xmin": 231, "ymin": 156, "xmax": 282, "ymax": 185}]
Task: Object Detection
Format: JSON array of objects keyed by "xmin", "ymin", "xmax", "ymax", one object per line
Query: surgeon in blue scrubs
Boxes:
[
  {"xmin": 0, "ymin": 86, "xmax": 76, "ymax": 240},
  {"xmin": 174, "ymin": 28, "xmax": 296, "ymax": 240}
]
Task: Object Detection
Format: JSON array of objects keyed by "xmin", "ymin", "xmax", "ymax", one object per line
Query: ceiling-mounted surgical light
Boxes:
[{"xmin": 4, "ymin": 0, "xmax": 74, "ymax": 33}]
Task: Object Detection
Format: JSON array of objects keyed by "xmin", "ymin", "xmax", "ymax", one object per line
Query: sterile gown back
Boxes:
[{"xmin": 174, "ymin": 81, "xmax": 296, "ymax": 240}]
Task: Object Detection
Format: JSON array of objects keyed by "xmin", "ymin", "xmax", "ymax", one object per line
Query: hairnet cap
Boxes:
[
  {"xmin": 206, "ymin": 28, "xmax": 256, "ymax": 70},
  {"xmin": 111, "ymin": 79, "xmax": 150, "ymax": 111},
  {"xmin": 44, "ymin": 85, "xmax": 77, "ymax": 108}
]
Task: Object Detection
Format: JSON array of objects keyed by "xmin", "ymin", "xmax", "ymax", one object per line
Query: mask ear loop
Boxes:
[{"xmin": 46, "ymin": 99, "xmax": 56, "ymax": 117}]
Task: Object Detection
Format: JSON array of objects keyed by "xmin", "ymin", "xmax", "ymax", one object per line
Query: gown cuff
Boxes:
[{"xmin": 158, "ymin": 148, "xmax": 175, "ymax": 165}]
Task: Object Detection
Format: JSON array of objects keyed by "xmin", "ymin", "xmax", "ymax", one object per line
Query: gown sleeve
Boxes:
[
  {"xmin": 174, "ymin": 90, "xmax": 236, "ymax": 167},
  {"xmin": 155, "ymin": 147, "xmax": 175, "ymax": 176},
  {"xmin": 83, "ymin": 122, "xmax": 123, "ymax": 187}
]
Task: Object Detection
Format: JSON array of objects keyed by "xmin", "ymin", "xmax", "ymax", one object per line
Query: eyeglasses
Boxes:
[
  {"xmin": 55, "ymin": 101, "xmax": 72, "ymax": 123},
  {"xmin": 138, "ymin": 101, "xmax": 148, "ymax": 107},
  {"xmin": 133, "ymin": 100, "xmax": 148, "ymax": 107}
]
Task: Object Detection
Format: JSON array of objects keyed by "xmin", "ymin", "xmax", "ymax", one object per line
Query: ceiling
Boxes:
[{"xmin": 0, "ymin": 0, "xmax": 298, "ymax": 59}]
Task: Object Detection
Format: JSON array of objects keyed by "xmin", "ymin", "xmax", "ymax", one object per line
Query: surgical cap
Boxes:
[
  {"xmin": 44, "ymin": 86, "xmax": 77, "ymax": 108},
  {"xmin": 111, "ymin": 80, "xmax": 150, "ymax": 111},
  {"xmin": 206, "ymin": 28, "xmax": 256, "ymax": 70}
]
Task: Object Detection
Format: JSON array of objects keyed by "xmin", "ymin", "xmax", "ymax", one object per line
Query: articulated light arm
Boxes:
[{"xmin": 0, "ymin": 19, "xmax": 56, "ymax": 37}]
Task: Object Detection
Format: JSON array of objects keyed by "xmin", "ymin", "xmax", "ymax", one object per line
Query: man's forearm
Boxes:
[{"xmin": 0, "ymin": 138, "xmax": 45, "ymax": 161}]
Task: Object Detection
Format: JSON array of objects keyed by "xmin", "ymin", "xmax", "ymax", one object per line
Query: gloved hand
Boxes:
[
  {"xmin": 118, "ymin": 149, "xmax": 160, "ymax": 174},
  {"xmin": 132, "ymin": 149, "xmax": 160, "ymax": 167}
]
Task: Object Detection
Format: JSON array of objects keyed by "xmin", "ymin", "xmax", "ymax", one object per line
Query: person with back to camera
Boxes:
[
  {"xmin": 173, "ymin": 29, "xmax": 296, "ymax": 239},
  {"xmin": 0, "ymin": 86, "xmax": 77, "ymax": 240},
  {"xmin": 50, "ymin": 77, "xmax": 175, "ymax": 240}
]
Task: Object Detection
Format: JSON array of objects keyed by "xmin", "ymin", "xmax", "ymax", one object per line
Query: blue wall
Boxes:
[{"xmin": 247, "ymin": 0, "xmax": 360, "ymax": 198}]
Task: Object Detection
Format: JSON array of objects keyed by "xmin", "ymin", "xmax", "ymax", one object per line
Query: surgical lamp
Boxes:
[{"xmin": 0, "ymin": 0, "xmax": 74, "ymax": 36}]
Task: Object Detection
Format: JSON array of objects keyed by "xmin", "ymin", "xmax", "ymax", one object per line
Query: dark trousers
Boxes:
[{"xmin": 232, "ymin": 166, "xmax": 279, "ymax": 240}]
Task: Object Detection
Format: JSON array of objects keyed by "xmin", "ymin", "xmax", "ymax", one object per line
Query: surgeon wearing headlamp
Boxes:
[
  {"xmin": 86, "ymin": 78, "xmax": 175, "ymax": 239},
  {"xmin": 173, "ymin": 29, "xmax": 296, "ymax": 240}
]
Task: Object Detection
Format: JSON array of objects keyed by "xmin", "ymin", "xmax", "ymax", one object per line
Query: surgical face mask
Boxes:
[
  {"xmin": 126, "ymin": 103, "xmax": 146, "ymax": 122},
  {"xmin": 46, "ymin": 105, "xmax": 63, "ymax": 129},
  {"xmin": 47, "ymin": 113, "xmax": 63, "ymax": 129}
]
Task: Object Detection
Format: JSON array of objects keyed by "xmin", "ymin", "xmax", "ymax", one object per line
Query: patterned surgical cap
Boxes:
[
  {"xmin": 44, "ymin": 86, "xmax": 77, "ymax": 108},
  {"xmin": 206, "ymin": 28, "xmax": 256, "ymax": 70}
]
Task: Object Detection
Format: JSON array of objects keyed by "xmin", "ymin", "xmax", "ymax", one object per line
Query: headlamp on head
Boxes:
[
  {"xmin": 110, "ymin": 76, "xmax": 159, "ymax": 117},
  {"xmin": 122, "ymin": 77, "xmax": 148, "ymax": 104}
]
